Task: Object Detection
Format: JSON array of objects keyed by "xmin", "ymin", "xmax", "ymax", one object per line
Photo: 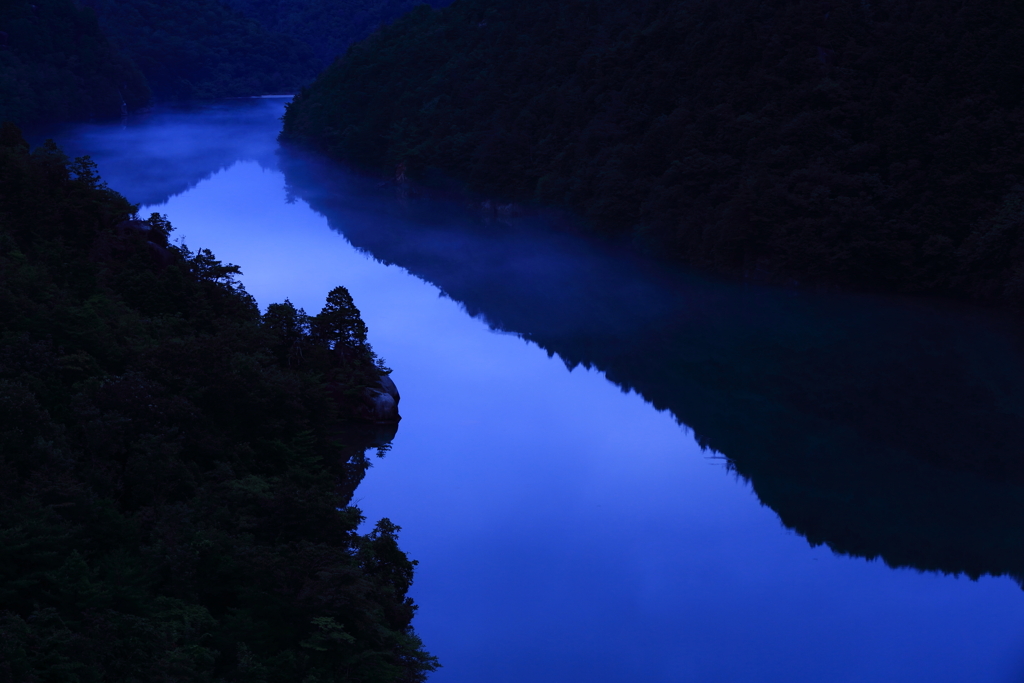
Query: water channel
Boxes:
[{"xmin": 45, "ymin": 98, "xmax": 1024, "ymax": 682}]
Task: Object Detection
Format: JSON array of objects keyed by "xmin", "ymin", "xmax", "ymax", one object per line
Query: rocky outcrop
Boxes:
[{"xmin": 360, "ymin": 373, "xmax": 401, "ymax": 422}]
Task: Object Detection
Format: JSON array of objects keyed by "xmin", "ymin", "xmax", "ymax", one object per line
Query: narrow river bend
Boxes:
[{"xmin": 46, "ymin": 98, "xmax": 1024, "ymax": 682}]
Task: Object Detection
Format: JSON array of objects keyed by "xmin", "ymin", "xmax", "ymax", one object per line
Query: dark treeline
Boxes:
[
  {"xmin": 0, "ymin": 0, "xmax": 438, "ymax": 125},
  {"xmin": 279, "ymin": 148, "xmax": 1024, "ymax": 583},
  {"xmin": 282, "ymin": 0, "xmax": 1024, "ymax": 302},
  {"xmin": 0, "ymin": 0, "xmax": 149, "ymax": 124},
  {"xmin": 83, "ymin": 0, "xmax": 320, "ymax": 101},
  {"xmin": 0, "ymin": 124, "xmax": 437, "ymax": 680},
  {"xmin": 222, "ymin": 0, "xmax": 449, "ymax": 67}
]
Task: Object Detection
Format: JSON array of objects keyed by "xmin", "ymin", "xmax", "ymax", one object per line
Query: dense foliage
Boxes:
[
  {"xmin": 221, "ymin": 0, "xmax": 447, "ymax": 67},
  {"xmin": 0, "ymin": 123, "xmax": 437, "ymax": 681},
  {"xmin": 0, "ymin": 0, "xmax": 149, "ymax": 124},
  {"xmin": 84, "ymin": 0, "xmax": 319, "ymax": 101},
  {"xmin": 0, "ymin": 0, "xmax": 446, "ymax": 123},
  {"xmin": 282, "ymin": 0, "xmax": 1024, "ymax": 301}
]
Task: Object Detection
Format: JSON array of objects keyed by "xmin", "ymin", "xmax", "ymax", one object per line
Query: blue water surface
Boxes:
[{"xmin": 46, "ymin": 99, "xmax": 1024, "ymax": 683}]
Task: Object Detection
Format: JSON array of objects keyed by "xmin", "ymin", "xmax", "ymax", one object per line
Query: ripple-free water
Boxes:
[{"xmin": 46, "ymin": 99, "xmax": 1024, "ymax": 682}]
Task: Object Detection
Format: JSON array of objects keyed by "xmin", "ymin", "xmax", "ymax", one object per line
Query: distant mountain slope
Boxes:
[
  {"xmin": 281, "ymin": 0, "xmax": 1024, "ymax": 302},
  {"xmin": 0, "ymin": 0, "xmax": 149, "ymax": 123},
  {"xmin": 85, "ymin": 0, "xmax": 319, "ymax": 100},
  {"xmin": 222, "ymin": 0, "xmax": 451, "ymax": 66},
  {"xmin": 0, "ymin": 0, "xmax": 442, "ymax": 125}
]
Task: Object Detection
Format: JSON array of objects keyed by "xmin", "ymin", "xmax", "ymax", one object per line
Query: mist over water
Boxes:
[
  {"xmin": 49, "ymin": 98, "xmax": 1024, "ymax": 683},
  {"xmin": 30, "ymin": 98, "xmax": 286, "ymax": 207}
]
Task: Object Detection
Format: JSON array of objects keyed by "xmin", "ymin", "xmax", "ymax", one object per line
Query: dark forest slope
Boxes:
[
  {"xmin": 0, "ymin": 0, "xmax": 441, "ymax": 123},
  {"xmin": 85, "ymin": 0, "xmax": 319, "ymax": 101},
  {"xmin": 0, "ymin": 124, "xmax": 436, "ymax": 681},
  {"xmin": 0, "ymin": 0, "xmax": 150, "ymax": 123},
  {"xmin": 281, "ymin": 0, "xmax": 1024, "ymax": 302},
  {"xmin": 222, "ymin": 0, "xmax": 450, "ymax": 67}
]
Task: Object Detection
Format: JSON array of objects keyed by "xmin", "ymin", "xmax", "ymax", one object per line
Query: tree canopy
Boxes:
[
  {"xmin": 0, "ymin": 122, "xmax": 437, "ymax": 681},
  {"xmin": 0, "ymin": 0, "xmax": 149, "ymax": 123},
  {"xmin": 84, "ymin": 0, "xmax": 320, "ymax": 101},
  {"xmin": 282, "ymin": 0, "xmax": 1024, "ymax": 302},
  {"xmin": 0, "ymin": 0, "xmax": 441, "ymax": 124}
]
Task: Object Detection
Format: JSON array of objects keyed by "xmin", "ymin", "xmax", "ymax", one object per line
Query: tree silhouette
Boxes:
[{"xmin": 315, "ymin": 285, "xmax": 370, "ymax": 350}]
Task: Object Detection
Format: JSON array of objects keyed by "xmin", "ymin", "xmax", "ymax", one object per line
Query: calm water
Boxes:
[{"xmin": 47, "ymin": 99, "xmax": 1024, "ymax": 682}]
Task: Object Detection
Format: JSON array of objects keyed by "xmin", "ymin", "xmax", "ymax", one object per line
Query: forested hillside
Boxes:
[
  {"xmin": 281, "ymin": 0, "xmax": 1024, "ymax": 302},
  {"xmin": 222, "ymin": 0, "xmax": 448, "ymax": 66},
  {"xmin": 0, "ymin": 123, "xmax": 437, "ymax": 681},
  {"xmin": 0, "ymin": 0, "xmax": 440, "ymax": 124},
  {"xmin": 0, "ymin": 0, "xmax": 149, "ymax": 123},
  {"xmin": 85, "ymin": 0, "xmax": 319, "ymax": 100}
]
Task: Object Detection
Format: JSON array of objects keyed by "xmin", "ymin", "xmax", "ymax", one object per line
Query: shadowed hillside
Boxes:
[
  {"xmin": 222, "ymin": 0, "xmax": 452, "ymax": 67},
  {"xmin": 84, "ymin": 0, "xmax": 319, "ymax": 101},
  {"xmin": 282, "ymin": 0, "xmax": 1024, "ymax": 303},
  {"xmin": 0, "ymin": 0, "xmax": 149, "ymax": 123},
  {"xmin": 0, "ymin": 125, "xmax": 436, "ymax": 680}
]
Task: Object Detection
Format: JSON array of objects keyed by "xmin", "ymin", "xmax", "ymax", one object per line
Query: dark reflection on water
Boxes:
[{"xmin": 278, "ymin": 146, "xmax": 1024, "ymax": 583}]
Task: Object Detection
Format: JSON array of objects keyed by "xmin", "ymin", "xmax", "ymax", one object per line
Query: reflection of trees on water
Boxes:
[{"xmin": 281, "ymin": 148, "xmax": 1024, "ymax": 584}]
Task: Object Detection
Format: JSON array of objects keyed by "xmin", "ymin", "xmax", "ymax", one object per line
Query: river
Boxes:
[{"xmin": 44, "ymin": 98, "xmax": 1024, "ymax": 682}]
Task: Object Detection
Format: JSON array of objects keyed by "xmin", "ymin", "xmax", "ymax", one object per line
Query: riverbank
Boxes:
[
  {"xmin": 280, "ymin": 0, "xmax": 1024, "ymax": 305},
  {"xmin": 280, "ymin": 143, "xmax": 1024, "ymax": 581},
  {"xmin": 0, "ymin": 124, "xmax": 435, "ymax": 680}
]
